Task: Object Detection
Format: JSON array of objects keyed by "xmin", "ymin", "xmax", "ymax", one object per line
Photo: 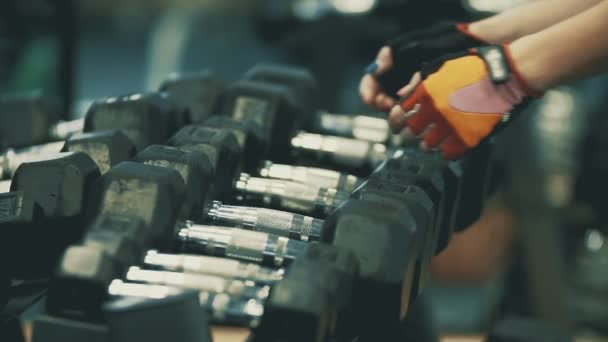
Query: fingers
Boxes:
[
  {"xmin": 361, "ymin": 46, "xmax": 396, "ymax": 109},
  {"xmin": 397, "ymin": 72, "xmax": 422, "ymax": 98},
  {"xmin": 388, "ymin": 103, "xmax": 419, "ymax": 132},
  {"xmin": 400, "ymin": 86, "xmax": 436, "ymax": 135},
  {"xmin": 420, "ymin": 121, "xmax": 451, "ymax": 150},
  {"xmin": 374, "ymin": 93, "xmax": 395, "ymax": 111},
  {"xmin": 375, "ymin": 46, "xmax": 394, "ymax": 74},
  {"xmin": 359, "ymin": 74, "xmax": 379, "ymax": 105}
]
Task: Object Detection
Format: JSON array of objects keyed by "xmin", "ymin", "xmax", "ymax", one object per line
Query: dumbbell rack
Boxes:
[{"xmin": 0, "ymin": 64, "xmax": 493, "ymax": 342}]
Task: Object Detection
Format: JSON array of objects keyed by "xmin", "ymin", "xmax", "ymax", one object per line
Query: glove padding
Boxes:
[
  {"xmin": 376, "ymin": 22, "xmax": 486, "ymax": 96},
  {"xmin": 399, "ymin": 44, "xmax": 539, "ymax": 159}
]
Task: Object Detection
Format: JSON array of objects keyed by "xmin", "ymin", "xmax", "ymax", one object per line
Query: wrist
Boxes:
[
  {"xmin": 468, "ymin": 17, "xmax": 522, "ymax": 45},
  {"xmin": 509, "ymin": 37, "xmax": 553, "ymax": 94}
]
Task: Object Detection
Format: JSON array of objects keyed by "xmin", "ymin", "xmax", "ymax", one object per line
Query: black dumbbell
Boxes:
[
  {"xmin": 217, "ymin": 79, "xmax": 304, "ymax": 162},
  {"xmin": 0, "ymin": 130, "xmax": 135, "ymax": 180},
  {"xmin": 254, "ymin": 243, "xmax": 359, "ymax": 341},
  {"xmin": 33, "ymin": 290, "xmax": 213, "ymax": 342},
  {"xmin": 352, "ymin": 179, "xmax": 435, "ymax": 304},
  {"xmin": 159, "ymin": 70, "xmax": 223, "ymax": 124},
  {"xmin": 2, "ymin": 152, "xmax": 101, "ymax": 279},
  {"xmin": 46, "ymin": 161, "xmax": 185, "ymax": 320},
  {"xmin": 0, "ymin": 92, "xmax": 61, "ymax": 148},
  {"xmin": 0, "ymin": 91, "xmax": 189, "ymax": 152},
  {"xmin": 371, "ymin": 149, "xmax": 462, "ymax": 254},
  {"xmin": 321, "ymin": 198, "xmax": 421, "ymax": 336},
  {"xmin": 85, "ymin": 92, "xmax": 190, "ymax": 151},
  {"xmin": 202, "ymin": 116, "xmax": 268, "ymax": 173},
  {"xmin": 133, "ymin": 145, "xmax": 213, "ymax": 221},
  {"xmin": 167, "ymin": 125, "xmax": 241, "ymax": 200},
  {"xmin": 244, "ymin": 63, "xmax": 391, "ymax": 143}
]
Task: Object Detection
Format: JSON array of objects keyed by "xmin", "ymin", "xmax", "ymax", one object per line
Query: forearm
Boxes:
[
  {"xmin": 511, "ymin": 0, "xmax": 608, "ymax": 92},
  {"xmin": 469, "ymin": 0, "xmax": 603, "ymax": 43}
]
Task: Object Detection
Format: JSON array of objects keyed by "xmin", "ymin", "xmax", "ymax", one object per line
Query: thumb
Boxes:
[
  {"xmin": 366, "ymin": 46, "xmax": 393, "ymax": 76},
  {"xmin": 397, "ymin": 72, "xmax": 422, "ymax": 98},
  {"xmin": 376, "ymin": 46, "xmax": 393, "ymax": 73}
]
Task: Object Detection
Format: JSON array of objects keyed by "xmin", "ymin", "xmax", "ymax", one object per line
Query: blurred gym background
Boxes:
[{"xmin": 3, "ymin": 0, "xmax": 607, "ymax": 339}]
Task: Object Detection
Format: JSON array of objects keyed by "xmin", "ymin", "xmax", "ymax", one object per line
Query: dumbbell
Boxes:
[
  {"xmin": 46, "ymin": 161, "xmax": 185, "ymax": 320},
  {"xmin": 159, "ymin": 70, "xmax": 223, "ymax": 123},
  {"xmin": 244, "ymin": 63, "xmax": 391, "ymax": 143},
  {"xmin": 216, "ymin": 79, "xmax": 305, "ymax": 162},
  {"xmin": 0, "ymin": 90, "xmax": 190, "ymax": 184},
  {"xmin": 0, "ymin": 130, "xmax": 135, "ymax": 180},
  {"xmin": 167, "ymin": 125, "xmax": 241, "ymax": 200},
  {"xmin": 1, "ymin": 152, "xmax": 101, "ymax": 280},
  {"xmin": 371, "ymin": 149, "xmax": 462, "ymax": 253},
  {"xmin": 352, "ymin": 178, "xmax": 436, "ymax": 305},
  {"xmin": 202, "ymin": 116, "xmax": 267, "ymax": 173},
  {"xmin": 0, "ymin": 92, "xmax": 62, "ymax": 148},
  {"xmin": 253, "ymin": 243, "xmax": 358, "ymax": 341},
  {"xmin": 320, "ymin": 198, "xmax": 423, "ymax": 338},
  {"xmin": 0, "ymin": 91, "xmax": 190, "ymax": 151},
  {"xmin": 33, "ymin": 290, "xmax": 212, "ymax": 342}
]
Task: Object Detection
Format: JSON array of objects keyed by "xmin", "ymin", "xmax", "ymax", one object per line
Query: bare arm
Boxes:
[
  {"xmin": 469, "ymin": 0, "xmax": 604, "ymax": 43},
  {"xmin": 511, "ymin": 0, "xmax": 608, "ymax": 92}
]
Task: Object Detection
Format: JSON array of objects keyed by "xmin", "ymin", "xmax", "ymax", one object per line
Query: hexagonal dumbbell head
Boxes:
[
  {"xmin": 89, "ymin": 161, "xmax": 185, "ymax": 251},
  {"xmin": 46, "ymin": 244, "xmax": 119, "ymax": 321},
  {"xmin": 168, "ymin": 125, "xmax": 241, "ymax": 198},
  {"xmin": 244, "ymin": 63, "xmax": 319, "ymax": 129},
  {"xmin": 104, "ymin": 290, "xmax": 212, "ymax": 342},
  {"xmin": 217, "ymin": 80, "xmax": 302, "ymax": 162},
  {"xmin": 159, "ymin": 70, "xmax": 223, "ymax": 123},
  {"xmin": 10, "ymin": 152, "xmax": 101, "ymax": 219},
  {"xmin": 321, "ymin": 199, "xmax": 419, "ymax": 334},
  {"xmin": 351, "ymin": 181, "xmax": 434, "ymax": 306},
  {"xmin": 372, "ymin": 153, "xmax": 454, "ymax": 254},
  {"xmin": 134, "ymin": 145, "xmax": 214, "ymax": 220},
  {"xmin": 5, "ymin": 153, "xmax": 101, "ymax": 278},
  {"xmin": 202, "ymin": 116, "xmax": 268, "ymax": 173},
  {"xmin": 257, "ymin": 273, "xmax": 333, "ymax": 342},
  {"xmin": 62, "ymin": 130, "xmax": 136, "ymax": 174},
  {"xmin": 0, "ymin": 92, "xmax": 61, "ymax": 148},
  {"xmin": 84, "ymin": 92, "xmax": 189, "ymax": 150},
  {"xmin": 290, "ymin": 243, "xmax": 359, "ymax": 340}
]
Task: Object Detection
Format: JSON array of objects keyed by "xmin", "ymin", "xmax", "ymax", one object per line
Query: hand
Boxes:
[
  {"xmin": 376, "ymin": 21, "xmax": 487, "ymax": 97},
  {"xmin": 393, "ymin": 45, "xmax": 539, "ymax": 159}
]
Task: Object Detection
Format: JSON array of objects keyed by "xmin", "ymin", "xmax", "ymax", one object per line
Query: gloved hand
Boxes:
[
  {"xmin": 390, "ymin": 44, "xmax": 540, "ymax": 160},
  {"xmin": 360, "ymin": 21, "xmax": 487, "ymax": 110}
]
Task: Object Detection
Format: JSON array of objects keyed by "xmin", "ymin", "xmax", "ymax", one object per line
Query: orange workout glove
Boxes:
[{"xmin": 399, "ymin": 44, "xmax": 540, "ymax": 159}]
